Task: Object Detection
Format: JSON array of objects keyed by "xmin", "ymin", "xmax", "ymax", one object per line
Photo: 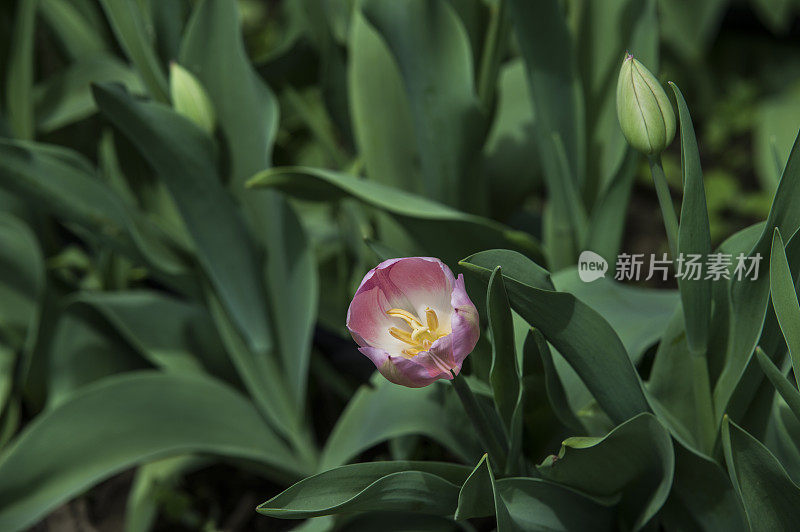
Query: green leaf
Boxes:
[
  {"xmin": 524, "ymin": 327, "xmax": 583, "ymax": 432},
  {"xmin": 257, "ymin": 461, "xmax": 472, "ymax": 519},
  {"xmin": 756, "ymin": 348, "xmax": 800, "ymax": 422},
  {"xmin": 98, "ymin": 0, "xmax": 169, "ymax": 102},
  {"xmin": 454, "ymin": 454, "xmax": 496, "ymax": 520},
  {"xmin": 63, "ymin": 291, "xmax": 230, "ymax": 377},
  {"xmin": 248, "ymin": 166, "xmax": 545, "ymax": 266},
  {"xmin": 92, "ymin": 83, "xmax": 272, "ymax": 359},
  {"xmin": 461, "ymin": 250, "xmax": 649, "ymax": 423},
  {"xmin": 552, "ymin": 267, "xmax": 679, "ymax": 364},
  {"xmin": 6, "ymin": 0, "xmax": 39, "ymax": 139},
  {"xmin": 487, "ymin": 267, "xmax": 520, "ymax": 430},
  {"xmin": 0, "ymin": 372, "xmax": 304, "ymax": 532},
  {"xmin": 715, "ymin": 131, "xmax": 800, "ymax": 418},
  {"xmin": 39, "ymin": 0, "xmax": 107, "ymax": 59},
  {"xmin": 34, "ymin": 55, "xmax": 144, "ymax": 133},
  {"xmin": 508, "ymin": 0, "xmax": 584, "ymax": 185},
  {"xmin": 770, "ymin": 229, "xmax": 800, "ymax": 381},
  {"xmin": 181, "ymin": 0, "xmax": 317, "ymax": 412},
  {"xmin": 662, "ymin": 440, "xmax": 747, "ymax": 531},
  {"xmin": 355, "ymin": 0, "xmax": 484, "ymax": 210},
  {"xmin": 577, "ymin": 0, "xmax": 658, "ymax": 192},
  {"xmin": 671, "ymin": 83, "xmax": 712, "ymax": 356},
  {"xmin": 0, "ymin": 212, "xmax": 45, "ymax": 379},
  {"xmin": 495, "ymin": 478, "xmax": 614, "ymax": 531},
  {"xmin": 722, "ymin": 416, "xmax": 800, "ymax": 529},
  {"xmin": 537, "ymin": 413, "xmax": 674, "ymax": 530},
  {"xmin": 320, "ymin": 377, "xmax": 480, "ymax": 471},
  {"xmin": 0, "ymin": 139, "xmax": 186, "ymax": 281},
  {"xmin": 348, "ymin": 9, "xmax": 418, "ymax": 192}
]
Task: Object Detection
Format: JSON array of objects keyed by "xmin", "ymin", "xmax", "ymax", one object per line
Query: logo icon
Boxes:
[{"xmin": 578, "ymin": 251, "xmax": 608, "ymax": 283}]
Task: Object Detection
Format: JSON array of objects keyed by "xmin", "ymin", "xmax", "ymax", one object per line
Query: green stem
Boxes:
[
  {"xmin": 691, "ymin": 354, "xmax": 716, "ymax": 454},
  {"xmin": 477, "ymin": 0, "xmax": 508, "ymax": 108},
  {"xmin": 648, "ymin": 155, "xmax": 679, "ymax": 260},
  {"xmin": 450, "ymin": 372, "xmax": 507, "ymax": 470}
]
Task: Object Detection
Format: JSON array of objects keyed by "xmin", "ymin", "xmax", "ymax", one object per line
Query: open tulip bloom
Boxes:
[{"xmin": 347, "ymin": 257, "xmax": 480, "ymax": 388}]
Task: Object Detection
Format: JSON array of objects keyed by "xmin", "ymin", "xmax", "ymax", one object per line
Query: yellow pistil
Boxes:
[{"xmin": 387, "ymin": 307, "xmax": 448, "ymax": 357}]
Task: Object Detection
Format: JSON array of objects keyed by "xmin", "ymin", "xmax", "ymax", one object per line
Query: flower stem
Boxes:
[
  {"xmin": 648, "ymin": 155, "xmax": 679, "ymax": 260},
  {"xmin": 450, "ymin": 371, "xmax": 507, "ymax": 471}
]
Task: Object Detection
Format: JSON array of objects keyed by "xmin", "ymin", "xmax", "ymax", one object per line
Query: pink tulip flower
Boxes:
[{"xmin": 347, "ymin": 257, "xmax": 480, "ymax": 388}]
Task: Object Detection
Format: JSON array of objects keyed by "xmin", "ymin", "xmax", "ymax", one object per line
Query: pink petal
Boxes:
[
  {"xmin": 359, "ymin": 347, "xmax": 446, "ymax": 388},
  {"xmin": 346, "ymin": 287, "xmax": 405, "ymax": 352},
  {"xmin": 380, "ymin": 258, "xmax": 454, "ymax": 326},
  {"xmin": 448, "ymin": 274, "xmax": 480, "ymax": 364}
]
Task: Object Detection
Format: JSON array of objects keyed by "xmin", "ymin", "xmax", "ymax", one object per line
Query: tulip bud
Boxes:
[
  {"xmin": 169, "ymin": 62, "xmax": 216, "ymax": 134},
  {"xmin": 616, "ymin": 54, "xmax": 675, "ymax": 155}
]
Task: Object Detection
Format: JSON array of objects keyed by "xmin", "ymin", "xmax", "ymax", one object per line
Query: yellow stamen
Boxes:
[
  {"xmin": 425, "ymin": 308, "xmax": 438, "ymax": 331},
  {"xmin": 387, "ymin": 308, "xmax": 424, "ymax": 328},
  {"xmin": 388, "ymin": 327, "xmax": 414, "ymax": 343},
  {"xmin": 386, "ymin": 307, "xmax": 448, "ymax": 357}
]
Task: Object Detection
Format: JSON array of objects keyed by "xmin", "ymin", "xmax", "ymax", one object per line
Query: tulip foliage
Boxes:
[{"xmin": 1, "ymin": 0, "xmax": 800, "ymax": 531}]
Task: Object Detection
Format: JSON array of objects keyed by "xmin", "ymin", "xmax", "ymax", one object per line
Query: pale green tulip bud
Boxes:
[
  {"xmin": 169, "ymin": 62, "xmax": 216, "ymax": 134},
  {"xmin": 616, "ymin": 54, "xmax": 675, "ymax": 155}
]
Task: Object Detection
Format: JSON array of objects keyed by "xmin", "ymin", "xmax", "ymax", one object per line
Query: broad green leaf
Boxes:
[
  {"xmin": 454, "ymin": 454, "xmax": 496, "ymax": 520},
  {"xmin": 0, "ymin": 212, "xmax": 44, "ymax": 361},
  {"xmin": 0, "ymin": 372, "xmax": 304, "ymax": 532},
  {"xmin": 482, "ymin": 60, "xmax": 540, "ymax": 218},
  {"xmin": 47, "ymin": 306, "xmax": 146, "ymax": 406},
  {"xmin": 508, "ymin": 0, "xmax": 585, "ymax": 266},
  {"xmin": 770, "ymin": 229, "xmax": 800, "ymax": 380},
  {"xmin": 39, "ymin": 0, "xmax": 107, "ymax": 59},
  {"xmin": 181, "ymin": 0, "xmax": 316, "ymax": 412},
  {"xmin": 461, "ymin": 250, "xmax": 649, "ymax": 423},
  {"xmin": 92, "ymin": 83, "xmax": 272, "ymax": 358},
  {"xmin": 524, "ymin": 327, "xmax": 582, "ymax": 432},
  {"xmin": 6, "ymin": 0, "xmax": 38, "ymax": 139},
  {"xmin": 180, "ymin": 0, "xmax": 279, "ymax": 191},
  {"xmin": 357, "ymin": 0, "xmax": 484, "ymax": 210},
  {"xmin": 63, "ymin": 291, "xmax": 232, "ymax": 378},
  {"xmin": 672, "ymin": 83, "xmax": 712, "ymax": 355},
  {"xmin": 662, "ymin": 440, "xmax": 747, "ymax": 531},
  {"xmin": 487, "ymin": 267, "xmax": 519, "ymax": 430},
  {"xmin": 754, "ymin": 88, "xmax": 800, "ymax": 190},
  {"xmin": 257, "ymin": 461, "xmax": 472, "ymax": 519},
  {"xmin": 320, "ymin": 377, "xmax": 480, "ymax": 471},
  {"xmin": 508, "ymin": 0, "xmax": 583, "ymax": 185},
  {"xmin": 657, "ymin": 0, "xmax": 728, "ymax": 62},
  {"xmin": 98, "ymin": 0, "xmax": 169, "ymax": 102},
  {"xmin": 348, "ymin": 9, "xmax": 418, "ymax": 192},
  {"xmin": 34, "ymin": 55, "xmax": 144, "ymax": 133},
  {"xmin": 0, "ymin": 139, "xmax": 186, "ymax": 281},
  {"xmin": 722, "ymin": 417, "xmax": 800, "ymax": 529},
  {"xmin": 646, "ymin": 308, "xmax": 713, "ymax": 453},
  {"xmin": 495, "ymin": 478, "xmax": 614, "ymax": 531},
  {"xmin": 248, "ymin": 166, "xmax": 545, "ymax": 266},
  {"xmin": 552, "ymin": 267, "xmax": 679, "ymax": 363},
  {"xmin": 537, "ymin": 413, "xmax": 674, "ymax": 530},
  {"xmin": 715, "ymin": 131, "xmax": 800, "ymax": 418}
]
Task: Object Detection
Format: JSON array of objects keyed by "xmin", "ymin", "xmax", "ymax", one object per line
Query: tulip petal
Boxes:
[
  {"xmin": 381, "ymin": 257, "xmax": 454, "ymax": 329},
  {"xmin": 448, "ymin": 274, "xmax": 480, "ymax": 364},
  {"xmin": 359, "ymin": 347, "xmax": 445, "ymax": 388},
  {"xmin": 346, "ymin": 287, "xmax": 406, "ymax": 352}
]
